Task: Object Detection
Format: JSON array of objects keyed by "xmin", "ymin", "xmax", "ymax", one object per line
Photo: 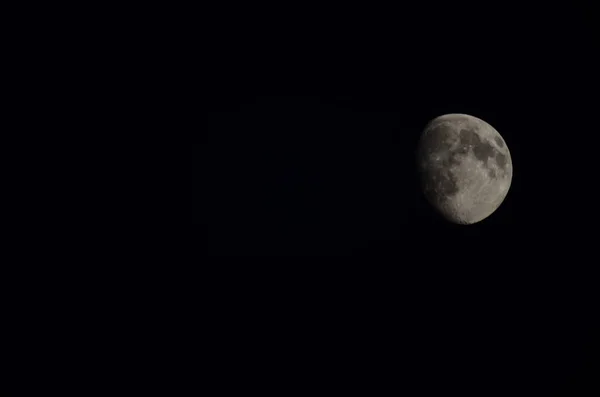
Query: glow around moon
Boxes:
[{"xmin": 417, "ymin": 113, "xmax": 513, "ymax": 224}]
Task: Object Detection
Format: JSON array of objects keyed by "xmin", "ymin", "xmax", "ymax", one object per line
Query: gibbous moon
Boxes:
[{"xmin": 417, "ymin": 114, "xmax": 513, "ymax": 224}]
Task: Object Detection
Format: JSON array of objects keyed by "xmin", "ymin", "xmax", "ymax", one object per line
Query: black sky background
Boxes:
[{"xmin": 196, "ymin": 3, "xmax": 597, "ymax": 396}]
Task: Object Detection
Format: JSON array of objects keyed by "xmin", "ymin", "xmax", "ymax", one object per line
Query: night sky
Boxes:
[{"xmin": 195, "ymin": 3, "xmax": 597, "ymax": 396}]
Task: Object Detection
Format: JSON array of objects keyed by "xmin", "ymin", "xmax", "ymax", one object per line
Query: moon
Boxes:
[{"xmin": 417, "ymin": 113, "xmax": 513, "ymax": 224}]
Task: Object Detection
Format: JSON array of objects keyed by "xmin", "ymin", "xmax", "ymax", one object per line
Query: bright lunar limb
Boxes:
[{"xmin": 417, "ymin": 113, "xmax": 513, "ymax": 224}]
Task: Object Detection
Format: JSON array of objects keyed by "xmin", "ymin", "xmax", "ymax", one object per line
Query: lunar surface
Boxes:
[{"xmin": 417, "ymin": 114, "xmax": 512, "ymax": 224}]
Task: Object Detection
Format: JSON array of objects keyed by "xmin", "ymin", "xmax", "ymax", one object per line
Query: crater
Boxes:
[
  {"xmin": 496, "ymin": 152, "xmax": 507, "ymax": 170},
  {"xmin": 422, "ymin": 125, "xmax": 454, "ymax": 154},
  {"xmin": 459, "ymin": 129, "xmax": 496, "ymax": 163},
  {"xmin": 424, "ymin": 167, "xmax": 459, "ymax": 200}
]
